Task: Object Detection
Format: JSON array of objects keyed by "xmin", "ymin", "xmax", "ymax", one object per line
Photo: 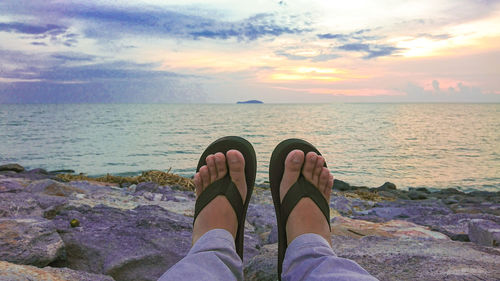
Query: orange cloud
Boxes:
[{"xmin": 271, "ymin": 86, "xmax": 403, "ymax": 96}]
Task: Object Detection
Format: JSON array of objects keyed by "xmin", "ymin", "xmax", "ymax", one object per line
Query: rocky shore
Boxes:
[{"xmin": 1, "ymin": 163, "xmax": 499, "ymax": 281}]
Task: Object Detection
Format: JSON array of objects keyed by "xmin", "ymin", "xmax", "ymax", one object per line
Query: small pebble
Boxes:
[{"xmin": 70, "ymin": 219, "xmax": 80, "ymax": 227}]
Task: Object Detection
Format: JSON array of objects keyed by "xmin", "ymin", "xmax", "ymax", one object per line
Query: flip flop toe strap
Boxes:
[
  {"xmin": 280, "ymin": 176, "xmax": 331, "ymax": 230},
  {"xmin": 194, "ymin": 175, "xmax": 244, "ymax": 225}
]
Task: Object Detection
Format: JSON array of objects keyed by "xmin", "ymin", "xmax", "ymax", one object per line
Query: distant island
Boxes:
[{"xmin": 237, "ymin": 100, "xmax": 263, "ymax": 104}]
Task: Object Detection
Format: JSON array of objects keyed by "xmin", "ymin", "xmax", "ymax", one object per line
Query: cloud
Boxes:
[
  {"xmin": 31, "ymin": 42, "xmax": 47, "ymax": 46},
  {"xmin": 2, "ymin": 2, "xmax": 306, "ymax": 42},
  {"xmin": 363, "ymin": 46, "xmax": 400, "ymax": 59},
  {"xmin": 0, "ymin": 34, "xmax": 230, "ymax": 103},
  {"xmin": 39, "ymin": 62, "xmax": 184, "ymax": 82},
  {"xmin": 432, "ymin": 80, "xmax": 440, "ymax": 91},
  {"xmin": 0, "ymin": 21, "xmax": 78, "ymax": 46},
  {"xmin": 51, "ymin": 53, "xmax": 97, "ymax": 62},
  {"xmin": 316, "ymin": 29, "xmax": 397, "ymax": 59},
  {"xmin": 0, "ymin": 22, "xmax": 66, "ymax": 35},
  {"xmin": 187, "ymin": 14, "xmax": 305, "ymax": 40},
  {"xmin": 417, "ymin": 33, "xmax": 451, "ymax": 40},
  {"xmin": 0, "ymin": 56, "xmax": 204, "ymax": 103},
  {"xmin": 275, "ymin": 50, "xmax": 339, "ymax": 62},
  {"xmin": 1, "ymin": 57, "xmax": 185, "ymax": 83},
  {"xmin": 317, "ymin": 33, "xmax": 347, "ymax": 40},
  {"xmin": 338, "ymin": 43, "xmax": 400, "ymax": 59},
  {"xmin": 402, "ymin": 80, "xmax": 500, "ymax": 102},
  {"xmin": 338, "ymin": 43, "xmax": 370, "ymax": 52},
  {"xmin": 317, "ymin": 28, "xmax": 380, "ymax": 42},
  {"xmin": 0, "ymin": 78, "xmax": 206, "ymax": 104}
]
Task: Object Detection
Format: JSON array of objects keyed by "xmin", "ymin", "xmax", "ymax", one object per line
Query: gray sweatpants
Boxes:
[{"xmin": 159, "ymin": 229, "xmax": 378, "ymax": 281}]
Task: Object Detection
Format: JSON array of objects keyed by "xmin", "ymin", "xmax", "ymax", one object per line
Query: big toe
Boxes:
[
  {"xmin": 226, "ymin": 150, "xmax": 247, "ymax": 202},
  {"xmin": 280, "ymin": 150, "xmax": 305, "ymax": 202}
]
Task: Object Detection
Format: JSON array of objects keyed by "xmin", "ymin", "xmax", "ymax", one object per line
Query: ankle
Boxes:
[
  {"xmin": 192, "ymin": 196, "xmax": 238, "ymax": 244},
  {"xmin": 285, "ymin": 198, "xmax": 331, "ymax": 246}
]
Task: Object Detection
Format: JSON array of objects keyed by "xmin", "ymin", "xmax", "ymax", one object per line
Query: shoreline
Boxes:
[
  {"xmin": 1, "ymin": 163, "xmax": 499, "ymax": 280},
  {"xmin": 2, "ymin": 163, "xmax": 499, "ymax": 195}
]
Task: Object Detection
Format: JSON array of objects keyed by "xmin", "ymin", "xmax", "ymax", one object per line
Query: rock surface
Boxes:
[
  {"xmin": 244, "ymin": 244, "xmax": 277, "ymax": 281},
  {"xmin": 331, "ymin": 216, "xmax": 450, "ymax": 240},
  {"xmin": 51, "ymin": 204, "xmax": 192, "ymax": 281},
  {"xmin": 410, "ymin": 213, "xmax": 500, "ymax": 241},
  {"xmin": 0, "ymin": 260, "xmax": 115, "ymax": 281},
  {"xmin": 245, "ymin": 236, "xmax": 500, "ymax": 281},
  {"xmin": 0, "ymin": 166, "xmax": 500, "ymax": 281},
  {"xmin": 468, "ymin": 219, "xmax": 500, "ymax": 247},
  {"xmin": 0, "ymin": 163, "xmax": 25, "ymax": 173},
  {"xmin": 0, "ymin": 178, "xmax": 26, "ymax": 193},
  {"xmin": 27, "ymin": 179, "xmax": 86, "ymax": 197},
  {"xmin": 0, "ymin": 218, "xmax": 65, "ymax": 267},
  {"xmin": 0, "ymin": 191, "xmax": 68, "ymax": 218}
]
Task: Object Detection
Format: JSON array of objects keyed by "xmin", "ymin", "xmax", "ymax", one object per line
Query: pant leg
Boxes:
[
  {"xmin": 282, "ymin": 233, "xmax": 379, "ymax": 281},
  {"xmin": 158, "ymin": 229, "xmax": 243, "ymax": 281}
]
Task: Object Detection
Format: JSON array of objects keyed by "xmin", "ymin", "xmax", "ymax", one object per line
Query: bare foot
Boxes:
[
  {"xmin": 192, "ymin": 150, "xmax": 247, "ymax": 245},
  {"xmin": 280, "ymin": 150, "xmax": 334, "ymax": 245}
]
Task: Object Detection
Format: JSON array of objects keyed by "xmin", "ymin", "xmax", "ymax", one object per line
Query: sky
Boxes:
[{"xmin": 0, "ymin": 0, "xmax": 499, "ymax": 103}]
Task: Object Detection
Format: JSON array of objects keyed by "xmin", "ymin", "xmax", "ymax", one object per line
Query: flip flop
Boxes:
[
  {"xmin": 194, "ymin": 136, "xmax": 257, "ymax": 260},
  {"xmin": 269, "ymin": 139, "xmax": 331, "ymax": 279}
]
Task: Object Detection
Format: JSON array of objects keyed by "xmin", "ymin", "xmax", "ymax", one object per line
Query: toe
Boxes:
[
  {"xmin": 311, "ymin": 155, "xmax": 325, "ymax": 186},
  {"xmin": 326, "ymin": 174, "xmax": 334, "ymax": 197},
  {"xmin": 206, "ymin": 155, "xmax": 217, "ymax": 182},
  {"xmin": 302, "ymin": 152, "xmax": 317, "ymax": 182},
  {"xmin": 280, "ymin": 150, "xmax": 304, "ymax": 202},
  {"xmin": 226, "ymin": 150, "xmax": 246, "ymax": 195},
  {"xmin": 199, "ymin": 166, "xmax": 210, "ymax": 188},
  {"xmin": 194, "ymin": 172, "xmax": 202, "ymax": 196},
  {"xmin": 214, "ymin": 152, "xmax": 227, "ymax": 180},
  {"xmin": 318, "ymin": 167, "xmax": 330, "ymax": 192}
]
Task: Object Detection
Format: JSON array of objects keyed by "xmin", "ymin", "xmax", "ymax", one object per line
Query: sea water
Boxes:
[{"xmin": 0, "ymin": 103, "xmax": 498, "ymax": 191}]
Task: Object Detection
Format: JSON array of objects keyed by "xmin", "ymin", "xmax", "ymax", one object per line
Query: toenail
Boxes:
[{"xmin": 292, "ymin": 153, "xmax": 301, "ymax": 163}]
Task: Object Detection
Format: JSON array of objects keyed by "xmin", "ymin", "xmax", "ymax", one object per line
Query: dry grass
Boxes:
[
  {"xmin": 342, "ymin": 189, "xmax": 395, "ymax": 202},
  {"xmin": 56, "ymin": 169, "xmax": 195, "ymax": 191}
]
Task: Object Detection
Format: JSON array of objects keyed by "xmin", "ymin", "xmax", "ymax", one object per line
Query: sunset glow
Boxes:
[{"xmin": 0, "ymin": 0, "xmax": 499, "ymax": 102}]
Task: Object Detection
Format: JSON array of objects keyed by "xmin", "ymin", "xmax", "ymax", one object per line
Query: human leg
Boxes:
[
  {"xmin": 158, "ymin": 229, "xmax": 243, "ymax": 281},
  {"xmin": 159, "ymin": 137, "xmax": 256, "ymax": 280},
  {"xmin": 270, "ymin": 139, "xmax": 378, "ymax": 281}
]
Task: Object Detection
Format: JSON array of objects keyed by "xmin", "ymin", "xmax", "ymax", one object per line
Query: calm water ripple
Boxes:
[{"xmin": 0, "ymin": 103, "xmax": 499, "ymax": 191}]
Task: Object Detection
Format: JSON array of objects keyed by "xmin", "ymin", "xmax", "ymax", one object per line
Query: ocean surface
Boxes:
[{"xmin": 0, "ymin": 103, "xmax": 499, "ymax": 191}]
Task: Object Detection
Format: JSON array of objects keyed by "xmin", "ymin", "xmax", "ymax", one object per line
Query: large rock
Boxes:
[
  {"xmin": 362, "ymin": 200, "xmax": 452, "ymax": 221},
  {"xmin": 469, "ymin": 219, "xmax": 500, "ymax": 247},
  {"xmin": 377, "ymin": 182, "xmax": 396, "ymax": 191},
  {"xmin": 332, "ymin": 236, "xmax": 500, "ymax": 281},
  {"xmin": 0, "ymin": 218, "xmax": 65, "ymax": 267},
  {"xmin": 451, "ymin": 201, "xmax": 500, "ymax": 216},
  {"xmin": 408, "ymin": 190, "xmax": 428, "ymax": 200},
  {"xmin": 51, "ymin": 204, "xmax": 192, "ymax": 281},
  {"xmin": 333, "ymin": 179, "xmax": 352, "ymax": 191},
  {"xmin": 0, "ymin": 260, "xmax": 114, "ymax": 281},
  {"xmin": 0, "ymin": 178, "xmax": 25, "ymax": 193},
  {"xmin": 0, "ymin": 192, "xmax": 68, "ymax": 218},
  {"xmin": 437, "ymin": 188, "xmax": 465, "ymax": 195},
  {"xmin": 243, "ymin": 226, "xmax": 262, "ymax": 262},
  {"xmin": 330, "ymin": 195, "xmax": 376, "ymax": 216},
  {"xmin": 134, "ymin": 182, "xmax": 161, "ymax": 194},
  {"xmin": 267, "ymin": 225, "xmax": 278, "ymax": 244},
  {"xmin": 244, "ymin": 244, "xmax": 277, "ymax": 281},
  {"xmin": 27, "ymin": 179, "xmax": 85, "ymax": 197},
  {"xmin": 331, "ymin": 216, "xmax": 449, "ymax": 240},
  {"xmin": 0, "ymin": 163, "xmax": 25, "ymax": 173},
  {"xmin": 410, "ymin": 213, "xmax": 500, "ymax": 241},
  {"xmin": 244, "ymin": 236, "xmax": 500, "ymax": 281},
  {"xmin": 246, "ymin": 203, "xmax": 275, "ymax": 233}
]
